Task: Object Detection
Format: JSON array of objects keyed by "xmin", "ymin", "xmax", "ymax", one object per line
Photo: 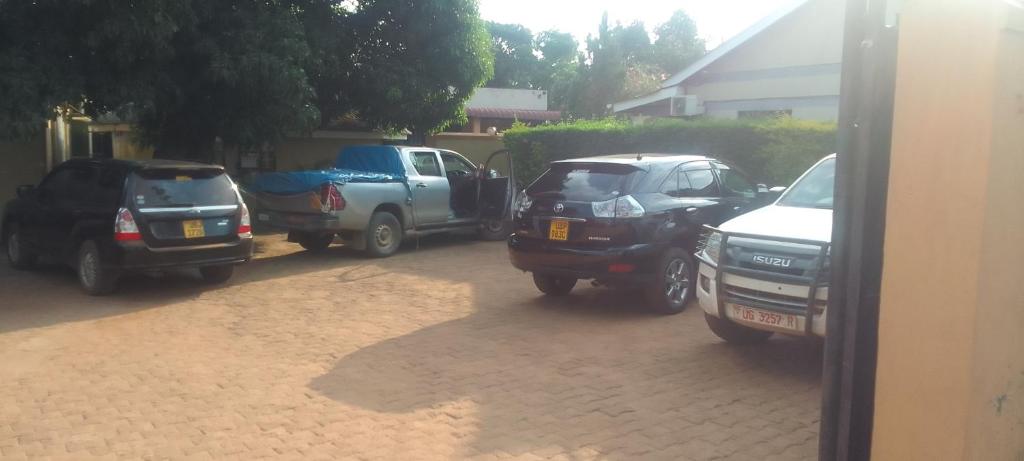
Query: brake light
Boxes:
[
  {"xmin": 592, "ymin": 195, "xmax": 646, "ymax": 218},
  {"xmin": 237, "ymin": 204, "xmax": 252, "ymax": 238},
  {"xmin": 114, "ymin": 207, "xmax": 141, "ymax": 241},
  {"xmin": 319, "ymin": 184, "xmax": 345, "ymax": 211}
]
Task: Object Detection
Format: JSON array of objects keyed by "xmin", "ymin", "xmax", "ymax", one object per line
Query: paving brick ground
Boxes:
[{"xmin": 0, "ymin": 233, "xmax": 822, "ymax": 460}]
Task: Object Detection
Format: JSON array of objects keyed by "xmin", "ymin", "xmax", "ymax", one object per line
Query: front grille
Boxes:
[{"xmin": 724, "ymin": 284, "xmax": 826, "ymax": 313}]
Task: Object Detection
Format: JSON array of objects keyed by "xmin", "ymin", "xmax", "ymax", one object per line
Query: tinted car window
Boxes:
[
  {"xmin": 440, "ymin": 153, "xmax": 474, "ymax": 175},
  {"xmin": 714, "ymin": 163, "xmax": 756, "ymax": 198},
  {"xmin": 683, "ymin": 169, "xmax": 718, "ymax": 197},
  {"xmin": 38, "ymin": 168, "xmax": 76, "ymax": 199},
  {"xmin": 96, "ymin": 168, "xmax": 125, "ymax": 208},
  {"xmin": 40, "ymin": 165, "xmax": 97, "ymax": 204},
  {"xmin": 412, "ymin": 152, "xmax": 443, "ymax": 177},
  {"xmin": 131, "ymin": 169, "xmax": 236, "ymax": 208},
  {"xmin": 528, "ymin": 163, "xmax": 640, "ymax": 202},
  {"xmin": 778, "ymin": 157, "xmax": 836, "ymax": 209},
  {"xmin": 659, "ymin": 168, "xmax": 695, "ymax": 198}
]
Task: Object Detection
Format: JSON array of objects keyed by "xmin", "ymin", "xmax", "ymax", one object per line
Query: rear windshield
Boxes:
[
  {"xmin": 777, "ymin": 157, "xmax": 836, "ymax": 209},
  {"xmin": 528, "ymin": 163, "xmax": 641, "ymax": 202},
  {"xmin": 131, "ymin": 169, "xmax": 236, "ymax": 208}
]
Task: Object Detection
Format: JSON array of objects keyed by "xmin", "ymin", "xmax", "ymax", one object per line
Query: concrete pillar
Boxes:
[{"xmin": 872, "ymin": 1, "xmax": 1024, "ymax": 459}]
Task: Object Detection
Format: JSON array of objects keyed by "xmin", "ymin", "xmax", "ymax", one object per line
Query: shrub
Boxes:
[{"xmin": 503, "ymin": 117, "xmax": 837, "ymax": 186}]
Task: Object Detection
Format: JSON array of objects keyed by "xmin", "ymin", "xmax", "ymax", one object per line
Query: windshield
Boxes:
[
  {"xmin": 527, "ymin": 163, "xmax": 640, "ymax": 202},
  {"xmin": 131, "ymin": 169, "xmax": 237, "ymax": 208},
  {"xmin": 777, "ymin": 157, "xmax": 836, "ymax": 209}
]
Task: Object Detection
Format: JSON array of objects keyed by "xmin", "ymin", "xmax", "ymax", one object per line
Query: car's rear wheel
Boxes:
[
  {"xmin": 365, "ymin": 211, "xmax": 402, "ymax": 258},
  {"xmin": 5, "ymin": 224, "xmax": 37, "ymax": 270},
  {"xmin": 296, "ymin": 232, "xmax": 335, "ymax": 252},
  {"xmin": 704, "ymin": 313, "xmax": 774, "ymax": 344},
  {"xmin": 199, "ymin": 265, "xmax": 234, "ymax": 284},
  {"xmin": 77, "ymin": 240, "xmax": 118, "ymax": 296},
  {"xmin": 477, "ymin": 218, "xmax": 511, "ymax": 241},
  {"xmin": 646, "ymin": 247, "xmax": 695, "ymax": 314},
  {"xmin": 532, "ymin": 273, "xmax": 577, "ymax": 296}
]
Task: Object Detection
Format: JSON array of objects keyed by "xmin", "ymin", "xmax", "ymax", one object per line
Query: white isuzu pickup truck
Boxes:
[{"xmin": 694, "ymin": 154, "xmax": 835, "ymax": 343}]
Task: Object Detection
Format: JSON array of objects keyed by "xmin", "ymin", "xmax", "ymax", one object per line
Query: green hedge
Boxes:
[{"xmin": 503, "ymin": 117, "xmax": 837, "ymax": 187}]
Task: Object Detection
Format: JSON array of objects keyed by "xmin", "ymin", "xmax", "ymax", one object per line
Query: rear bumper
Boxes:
[
  {"xmin": 507, "ymin": 233, "xmax": 661, "ymax": 282},
  {"xmin": 253, "ymin": 210, "xmax": 352, "ymax": 232},
  {"xmin": 113, "ymin": 238, "xmax": 254, "ymax": 271}
]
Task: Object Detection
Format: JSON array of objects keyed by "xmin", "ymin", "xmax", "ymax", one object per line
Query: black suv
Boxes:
[
  {"xmin": 508, "ymin": 154, "xmax": 774, "ymax": 313},
  {"xmin": 2, "ymin": 159, "xmax": 254, "ymax": 295}
]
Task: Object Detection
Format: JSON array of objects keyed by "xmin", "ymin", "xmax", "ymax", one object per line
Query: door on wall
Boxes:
[{"xmin": 91, "ymin": 132, "xmax": 113, "ymax": 159}]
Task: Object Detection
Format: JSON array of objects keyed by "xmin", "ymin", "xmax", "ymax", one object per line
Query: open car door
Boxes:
[{"xmin": 475, "ymin": 149, "xmax": 516, "ymax": 239}]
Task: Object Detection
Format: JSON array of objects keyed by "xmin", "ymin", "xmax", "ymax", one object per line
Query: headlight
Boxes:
[
  {"xmin": 514, "ymin": 192, "xmax": 533, "ymax": 214},
  {"xmin": 591, "ymin": 195, "xmax": 645, "ymax": 218},
  {"xmin": 701, "ymin": 231, "xmax": 722, "ymax": 263}
]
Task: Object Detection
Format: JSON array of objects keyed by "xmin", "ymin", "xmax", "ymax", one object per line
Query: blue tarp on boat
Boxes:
[{"xmin": 249, "ymin": 145, "xmax": 406, "ymax": 195}]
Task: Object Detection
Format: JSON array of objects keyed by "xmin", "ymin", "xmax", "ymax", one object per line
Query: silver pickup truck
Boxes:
[{"xmin": 244, "ymin": 145, "xmax": 515, "ymax": 257}]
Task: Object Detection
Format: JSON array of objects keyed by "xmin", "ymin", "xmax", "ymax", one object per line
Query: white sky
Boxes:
[{"xmin": 478, "ymin": 0, "xmax": 797, "ymax": 48}]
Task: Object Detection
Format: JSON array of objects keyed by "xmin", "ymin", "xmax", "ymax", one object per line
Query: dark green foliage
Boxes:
[
  {"xmin": 0, "ymin": 0, "xmax": 493, "ymax": 157},
  {"xmin": 653, "ymin": 11, "xmax": 706, "ymax": 75},
  {"xmin": 503, "ymin": 118, "xmax": 837, "ymax": 187},
  {"xmin": 485, "ymin": 22, "xmax": 538, "ymax": 89}
]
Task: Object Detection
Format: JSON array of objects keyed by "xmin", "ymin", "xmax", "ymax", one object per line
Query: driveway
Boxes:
[{"xmin": 0, "ymin": 234, "xmax": 821, "ymax": 460}]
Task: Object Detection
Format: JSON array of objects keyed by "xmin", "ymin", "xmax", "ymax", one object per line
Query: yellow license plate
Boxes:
[
  {"xmin": 182, "ymin": 220, "xmax": 205, "ymax": 239},
  {"xmin": 548, "ymin": 220, "xmax": 569, "ymax": 241}
]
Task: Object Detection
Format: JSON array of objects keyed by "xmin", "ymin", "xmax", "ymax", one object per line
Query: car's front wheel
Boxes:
[
  {"xmin": 77, "ymin": 240, "xmax": 118, "ymax": 296},
  {"xmin": 477, "ymin": 218, "xmax": 511, "ymax": 241},
  {"xmin": 646, "ymin": 247, "xmax": 695, "ymax": 314},
  {"xmin": 704, "ymin": 313, "xmax": 774, "ymax": 344},
  {"xmin": 199, "ymin": 265, "xmax": 235, "ymax": 284},
  {"xmin": 532, "ymin": 273, "xmax": 577, "ymax": 296},
  {"xmin": 5, "ymin": 224, "xmax": 37, "ymax": 270}
]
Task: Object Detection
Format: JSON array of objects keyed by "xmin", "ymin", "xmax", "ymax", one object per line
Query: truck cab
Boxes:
[{"xmin": 695, "ymin": 154, "xmax": 835, "ymax": 342}]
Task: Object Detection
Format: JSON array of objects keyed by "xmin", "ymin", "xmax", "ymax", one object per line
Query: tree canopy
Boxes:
[
  {"xmin": 480, "ymin": 10, "xmax": 705, "ymax": 118},
  {"xmin": 0, "ymin": 0, "xmax": 493, "ymax": 156}
]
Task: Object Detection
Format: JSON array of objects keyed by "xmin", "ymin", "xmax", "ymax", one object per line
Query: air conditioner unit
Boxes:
[{"xmin": 673, "ymin": 95, "xmax": 704, "ymax": 117}]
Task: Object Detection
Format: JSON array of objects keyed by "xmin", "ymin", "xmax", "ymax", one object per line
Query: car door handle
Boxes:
[
  {"xmin": 733, "ymin": 206, "xmax": 742, "ymax": 211},
  {"xmin": 416, "ymin": 183, "xmax": 428, "ymax": 188},
  {"xmin": 685, "ymin": 207, "xmax": 699, "ymax": 214}
]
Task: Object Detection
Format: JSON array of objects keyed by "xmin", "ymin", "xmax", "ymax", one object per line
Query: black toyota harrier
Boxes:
[
  {"xmin": 507, "ymin": 154, "xmax": 777, "ymax": 314},
  {"xmin": 2, "ymin": 158, "xmax": 254, "ymax": 295}
]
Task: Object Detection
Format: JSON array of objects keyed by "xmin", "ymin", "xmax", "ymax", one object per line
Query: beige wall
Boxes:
[
  {"xmin": 685, "ymin": 0, "xmax": 844, "ymax": 121},
  {"xmin": 0, "ymin": 136, "xmax": 47, "ymax": 217},
  {"xmin": 272, "ymin": 135, "xmax": 392, "ymax": 172},
  {"xmin": 427, "ymin": 134, "xmax": 505, "ymax": 167},
  {"xmin": 872, "ymin": 1, "xmax": 1024, "ymax": 460}
]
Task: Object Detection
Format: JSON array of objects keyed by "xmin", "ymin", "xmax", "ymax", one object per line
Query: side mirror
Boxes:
[
  {"xmin": 756, "ymin": 183, "xmax": 769, "ymax": 194},
  {"xmin": 15, "ymin": 185, "xmax": 34, "ymax": 198}
]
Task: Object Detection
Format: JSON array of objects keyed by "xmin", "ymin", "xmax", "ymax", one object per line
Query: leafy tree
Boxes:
[
  {"xmin": 534, "ymin": 31, "xmax": 581, "ymax": 110},
  {"xmin": 484, "ymin": 22, "xmax": 537, "ymax": 88},
  {"xmin": 346, "ymin": 0, "xmax": 493, "ymax": 140},
  {"xmin": 0, "ymin": 0, "xmax": 493, "ymax": 156},
  {"xmin": 653, "ymin": 11, "xmax": 706, "ymax": 75}
]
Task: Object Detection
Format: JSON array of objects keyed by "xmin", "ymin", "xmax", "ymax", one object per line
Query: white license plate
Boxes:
[
  {"xmin": 258, "ymin": 213, "xmax": 270, "ymax": 222},
  {"xmin": 729, "ymin": 304, "xmax": 801, "ymax": 332}
]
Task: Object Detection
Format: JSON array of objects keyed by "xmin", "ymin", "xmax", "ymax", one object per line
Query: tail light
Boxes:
[
  {"xmin": 319, "ymin": 183, "xmax": 345, "ymax": 211},
  {"xmin": 237, "ymin": 204, "xmax": 252, "ymax": 238},
  {"xmin": 114, "ymin": 207, "xmax": 141, "ymax": 241},
  {"xmin": 592, "ymin": 195, "xmax": 646, "ymax": 218}
]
